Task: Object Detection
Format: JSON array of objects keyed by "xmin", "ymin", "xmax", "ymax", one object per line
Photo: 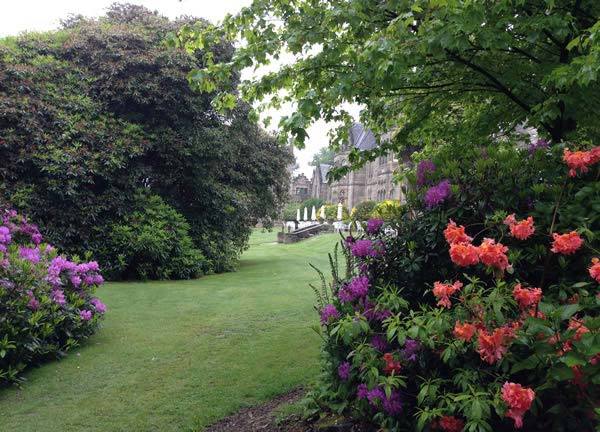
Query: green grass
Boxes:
[{"xmin": 0, "ymin": 231, "xmax": 339, "ymax": 432}]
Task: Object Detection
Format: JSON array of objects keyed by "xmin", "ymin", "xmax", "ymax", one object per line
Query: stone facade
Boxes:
[
  {"xmin": 308, "ymin": 124, "xmax": 406, "ymax": 209},
  {"xmin": 289, "ymin": 173, "xmax": 312, "ymax": 203}
]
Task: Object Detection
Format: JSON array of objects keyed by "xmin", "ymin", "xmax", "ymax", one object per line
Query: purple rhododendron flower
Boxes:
[
  {"xmin": 79, "ymin": 310, "xmax": 92, "ymax": 321},
  {"xmin": 338, "ymin": 361, "xmax": 351, "ymax": 380},
  {"xmin": 416, "ymin": 160, "xmax": 436, "ymax": 186},
  {"xmin": 424, "ymin": 180, "xmax": 451, "ymax": 208},
  {"xmin": 320, "ymin": 304, "xmax": 340, "ymax": 324},
  {"xmin": 382, "ymin": 390, "xmax": 403, "ymax": 415},
  {"xmin": 51, "ymin": 288, "xmax": 66, "ymax": 306},
  {"xmin": 0, "ymin": 279, "xmax": 14, "ymax": 289},
  {"xmin": 351, "ymin": 239, "xmax": 384, "ymax": 258},
  {"xmin": 402, "ymin": 339, "xmax": 421, "ymax": 362},
  {"xmin": 357, "ymin": 383, "xmax": 369, "ymax": 399},
  {"xmin": 0, "ymin": 226, "xmax": 11, "ymax": 245},
  {"xmin": 367, "ymin": 387, "xmax": 386, "ymax": 406},
  {"xmin": 26, "ymin": 291, "xmax": 40, "ymax": 311},
  {"xmin": 345, "ymin": 236, "xmax": 355, "ymax": 248},
  {"xmin": 528, "ymin": 138, "xmax": 550, "ymax": 154},
  {"xmin": 365, "ymin": 386, "xmax": 403, "ymax": 415},
  {"xmin": 362, "ymin": 299, "xmax": 392, "ymax": 322},
  {"xmin": 366, "ymin": 218, "xmax": 384, "ymax": 235},
  {"xmin": 371, "ymin": 334, "xmax": 389, "ymax": 352},
  {"xmin": 19, "ymin": 246, "xmax": 41, "ymax": 263},
  {"xmin": 339, "ymin": 276, "xmax": 370, "ymax": 303},
  {"xmin": 90, "ymin": 298, "xmax": 107, "ymax": 314}
]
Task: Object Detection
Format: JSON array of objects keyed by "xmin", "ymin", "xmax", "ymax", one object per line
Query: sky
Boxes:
[{"xmin": 0, "ymin": 0, "xmax": 344, "ymax": 177}]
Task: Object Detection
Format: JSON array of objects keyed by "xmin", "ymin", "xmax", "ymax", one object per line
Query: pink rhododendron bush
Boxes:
[
  {"xmin": 0, "ymin": 209, "xmax": 106, "ymax": 384},
  {"xmin": 311, "ymin": 144, "xmax": 599, "ymax": 431}
]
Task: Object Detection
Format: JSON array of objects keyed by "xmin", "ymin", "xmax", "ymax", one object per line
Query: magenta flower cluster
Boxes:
[
  {"xmin": 424, "ymin": 179, "xmax": 452, "ymax": 208},
  {"xmin": 339, "ymin": 276, "xmax": 370, "ymax": 303},
  {"xmin": 528, "ymin": 138, "xmax": 550, "ymax": 154},
  {"xmin": 320, "ymin": 304, "xmax": 340, "ymax": 324},
  {"xmin": 357, "ymin": 385, "xmax": 403, "ymax": 416},
  {"xmin": 1, "ymin": 209, "xmax": 107, "ymax": 320},
  {"xmin": 366, "ymin": 218, "xmax": 384, "ymax": 235},
  {"xmin": 351, "ymin": 239, "xmax": 383, "ymax": 258},
  {"xmin": 338, "ymin": 361, "xmax": 351, "ymax": 380},
  {"xmin": 416, "ymin": 160, "xmax": 436, "ymax": 186},
  {"xmin": 401, "ymin": 339, "xmax": 421, "ymax": 362}
]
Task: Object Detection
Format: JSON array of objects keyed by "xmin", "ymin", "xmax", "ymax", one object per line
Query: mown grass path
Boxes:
[{"xmin": 0, "ymin": 231, "xmax": 339, "ymax": 432}]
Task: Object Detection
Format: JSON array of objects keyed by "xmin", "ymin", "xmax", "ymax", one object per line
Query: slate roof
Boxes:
[
  {"xmin": 349, "ymin": 123, "xmax": 377, "ymax": 151},
  {"xmin": 319, "ymin": 163, "xmax": 331, "ymax": 183}
]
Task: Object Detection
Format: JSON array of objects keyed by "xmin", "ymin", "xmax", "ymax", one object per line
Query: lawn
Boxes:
[{"xmin": 0, "ymin": 230, "xmax": 339, "ymax": 432}]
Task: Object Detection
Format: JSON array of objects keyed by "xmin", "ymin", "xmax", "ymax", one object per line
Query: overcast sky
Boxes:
[{"xmin": 0, "ymin": 0, "xmax": 341, "ymax": 177}]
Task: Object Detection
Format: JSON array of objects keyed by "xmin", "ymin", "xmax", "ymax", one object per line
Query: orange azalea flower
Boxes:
[
  {"xmin": 589, "ymin": 257, "xmax": 600, "ymax": 283},
  {"xmin": 444, "ymin": 220, "xmax": 472, "ymax": 245},
  {"xmin": 568, "ymin": 318, "xmax": 590, "ymax": 341},
  {"xmin": 382, "ymin": 352, "xmax": 402, "ymax": 375},
  {"xmin": 436, "ymin": 416, "xmax": 465, "ymax": 432},
  {"xmin": 563, "ymin": 147, "xmax": 600, "ymax": 177},
  {"xmin": 507, "ymin": 216, "xmax": 535, "ymax": 240},
  {"xmin": 477, "ymin": 327, "xmax": 512, "ymax": 364},
  {"xmin": 433, "ymin": 280, "xmax": 463, "ymax": 308},
  {"xmin": 453, "ymin": 321, "xmax": 477, "ymax": 342},
  {"xmin": 478, "ymin": 238, "xmax": 510, "ymax": 271},
  {"xmin": 449, "ymin": 242, "xmax": 479, "ymax": 267},
  {"xmin": 503, "ymin": 213, "xmax": 517, "ymax": 227},
  {"xmin": 512, "ymin": 284, "xmax": 542, "ymax": 310},
  {"xmin": 501, "ymin": 382, "xmax": 535, "ymax": 429},
  {"xmin": 550, "ymin": 231, "xmax": 583, "ymax": 255}
]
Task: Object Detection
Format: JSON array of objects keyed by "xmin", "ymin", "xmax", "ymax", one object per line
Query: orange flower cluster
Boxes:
[
  {"xmin": 563, "ymin": 147, "xmax": 600, "ymax": 177},
  {"xmin": 549, "ymin": 318, "xmax": 590, "ymax": 355},
  {"xmin": 444, "ymin": 219, "xmax": 472, "ymax": 244},
  {"xmin": 449, "ymin": 242, "xmax": 479, "ymax": 266},
  {"xmin": 512, "ymin": 283, "xmax": 542, "ymax": 310},
  {"xmin": 476, "ymin": 325, "xmax": 518, "ymax": 364},
  {"xmin": 550, "ymin": 231, "xmax": 583, "ymax": 255},
  {"xmin": 434, "ymin": 416, "xmax": 465, "ymax": 432},
  {"xmin": 501, "ymin": 382, "xmax": 535, "ymax": 429},
  {"xmin": 453, "ymin": 321, "xmax": 477, "ymax": 342},
  {"xmin": 478, "ymin": 238, "xmax": 510, "ymax": 271},
  {"xmin": 504, "ymin": 214, "xmax": 535, "ymax": 240},
  {"xmin": 444, "ymin": 221, "xmax": 510, "ymax": 271},
  {"xmin": 382, "ymin": 352, "xmax": 402, "ymax": 375},
  {"xmin": 433, "ymin": 280, "xmax": 463, "ymax": 308},
  {"xmin": 589, "ymin": 257, "xmax": 600, "ymax": 283}
]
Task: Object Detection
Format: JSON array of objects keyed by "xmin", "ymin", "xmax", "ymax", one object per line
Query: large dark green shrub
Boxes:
[
  {"xmin": 104, "ymin": 194, "xmax": 208, "ymax": 280},
  {"xmin": 0, "ymin": 4, "xmax": 291, "ymax": 279}
]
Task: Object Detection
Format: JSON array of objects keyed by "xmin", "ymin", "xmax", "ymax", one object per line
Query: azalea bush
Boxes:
[
  {"xmin": 311, "ymin": 143, "xmax": 600, "ymax": 431},
  {"xmin": 0, "ymin": 209, "xmax": 106, "ymax": 385}
]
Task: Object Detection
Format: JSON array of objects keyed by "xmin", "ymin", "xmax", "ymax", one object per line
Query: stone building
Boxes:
[
  {"xmin": 309, "ymin": 124, "xmax": 405, "ymax": 209},
  {"xmin": 289, "ymin": 173, "xmax": 312, "ymax": 203},
  {"xmin": 288, "ymin": 123, "xmax": 405, "ymax": 208}
]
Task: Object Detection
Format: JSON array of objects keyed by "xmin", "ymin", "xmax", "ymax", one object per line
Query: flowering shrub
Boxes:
[
  {"xmin": 0, "ymin": 209, "xmax": 106, "ymax": 384},
  {"xmin": 311, "ymin": 143, "xmax": 599, "ymax": 430}
]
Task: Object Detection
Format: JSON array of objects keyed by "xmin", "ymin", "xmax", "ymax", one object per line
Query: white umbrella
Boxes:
[
  {"xmin": 337, "ymin": 203, "xmax": 343, "ymax": 221},
  {"xmin": 304, "ymin": 207, "xmax": 308, "ymax": 221},
  {"xmin": 296, "ymin": 208, "xmax": 300, "ymax": 221},
  {"xmin": 319, "ymin": 206, "xmax": 325, "ymax": 220},
  {"xmin": 311, "ymin": 206, "xmax": 317, "ymax": 221}
]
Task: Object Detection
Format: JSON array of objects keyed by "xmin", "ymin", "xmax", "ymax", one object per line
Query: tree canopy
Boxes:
[
  {"xmin": 181, "ymin": 0, "xmax": 600, "ymax": 178},
  {"xmin": 310, "ymin": 146, "xmax": 336, "ymax": 166},
  {"xmin": 0, "ymin": 4, "xmax": 291, "ymax": 277}
]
